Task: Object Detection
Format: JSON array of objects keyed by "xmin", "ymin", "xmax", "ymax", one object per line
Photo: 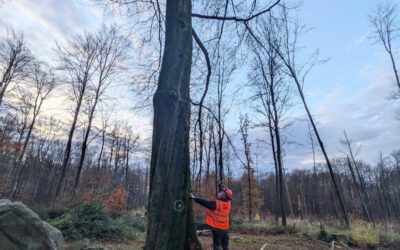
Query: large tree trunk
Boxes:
[{"xmin": 144, "ymin": 1, "xmax": 201, "ymax": 249}]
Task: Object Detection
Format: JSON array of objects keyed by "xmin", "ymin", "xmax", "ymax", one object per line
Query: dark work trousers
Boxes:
[{"xmin": 212, "ymin": 229, "xmax": 229, "ymax": 250}]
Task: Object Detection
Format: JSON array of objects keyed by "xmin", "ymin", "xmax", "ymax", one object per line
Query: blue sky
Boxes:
[
  {"xmin": 292, "ymin": 0, "xmax": 400, "ymax": 168},
  {"xmin": 0, "ymin": 0, "xmax": 399, "ymax": 173},
  {"xmin": 287, "ymin": 1, "xmax": 399, "ymax": 170},
  {"xmin": 300, "ymin": 0, "xmax": 387, "ymax": 97}
]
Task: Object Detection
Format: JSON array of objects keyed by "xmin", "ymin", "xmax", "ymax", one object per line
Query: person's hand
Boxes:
[{"xmin": 189, "ymin": 193, "xmax": 195, "ymax": 199}]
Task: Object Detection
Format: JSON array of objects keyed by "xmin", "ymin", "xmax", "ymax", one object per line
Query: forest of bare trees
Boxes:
[
  {"xmin": 0, "ymin": 26, "xmax": 148, "ymax": 209},
  {"xmin": 0, "ymin": 0, "xmax": 400, "ymax": 249}
]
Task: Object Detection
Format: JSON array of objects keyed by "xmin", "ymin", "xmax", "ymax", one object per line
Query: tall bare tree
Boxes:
[
  {"xmin": 239, "ymin": 115, "xmax": 255, "ymax": 221},
  {"xmin": 307, "ymin": 121, "xmax": 321, "ymax": 219},
  {"xmin": 54, "ymin": 32, "xmax": 98, "ymax": 198},
  {"xmin": 340, "ymin": 131, "xmax": 372, "ymax": 222},
  {"xmin": 247, "ymin": 13, "xmax": 293, "ymax": 226},
  {"xmin": 0, "ymin": 30, "xmax": 33, "ymax": 106},
  {"xmin": 96, "ymin": 105, "xmax": 113, "ymax": 177},
  {"xmin": 11, "ymin": 61, "xmax": 56, "ymax": 198},
  {"xmin": 12, "ymin": 88, "xmax": 32, "ymax": 154},
  {"xmin": 370, "ymin": 2, "xmax": 400, "ymax": 97},
  {"xmin": 266, "ymin": 5, "xmax": 349, "ymax": 228},
  {"xmin": 121, "ymin": 125, "xmax": 139, "ymax": 188},
  {"xmin": 74, "ymin": 26, "xmax": 131, "ymax": 190}
]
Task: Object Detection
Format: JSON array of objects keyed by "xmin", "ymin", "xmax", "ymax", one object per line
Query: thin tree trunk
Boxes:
[
  {"xmin": 344, "ymin": 131, "xmax": 370, "ymax": 204},
  {"xmin": 0, "ymin": 59, "xmax": 14, "ymax": 106},
  {"xmin": 218, "ymin": 123, "xmax": 224, "ymax": 184},
  {"xmin": 270, "ymin": 87, "xmax": 286, "ymax": 227},
  {"xmin": 267, "ymin": 113, "xmax": 279, "ymax": 224},
  {"xmin": 11, "ymin": 116, "xmax": 36, "ymax": 198},
  {"xmin": 309, "ymin": 122, "xmax": 321, "ymax": 219},
  {"xmin": 346, "ymin": 157, "xmax": 373, "ymax": 223},
  {"xmin": 388, "ymin": 49, "xmax": 400, "ymax": 91},
  {"xmin": 193, "ymin": 124, "xmax": 200, "ymax": 191},
  {"xmin": 247, "ymin": 165, "xmax": 253, "ymax": 221},
  {"xmin": 206, "ymin": 121, "xmax": 212, "ymax": 179},
  {"xmin": 285, "ymin": 180, "xmax": 293, "ymax": 218},
  {"xmin": 54, "ymin": 90, "xmax": 85, "ymax": 198},
  {"xmin": 97, "ymin": 129, "xmax": 106, "ymax": 177},
  {"xmin": 0, "ymin": 85, "xmax": 8, "ymax": 106},
  {"xmin": 276, "ymin": 156, "xmax": 285, "ymax": 226},
  {"xmin": 75, "ymin": 97, "xmax": 99, "ymax": 190},
  {"xmin": 124, "ymin": 137, "xmax": 131, "ymax": 188},
  {"xmin": 11, "ymin": 93, "xmax": 45, "ymax": 198},
  {"xmin": 212, "ymin": 129, "xmax": 218, "ymax": 197},
  {"xmin": 288, "ymin": 69, "xmax": 349, "ymax": 227},
  {"xmin": 313, "ymin": 165, "xmax": 321, "ymax": 219}
]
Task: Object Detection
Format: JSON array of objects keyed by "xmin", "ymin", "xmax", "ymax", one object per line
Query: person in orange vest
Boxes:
[{"xmin": 190, "ymin": 184, "xmax": 233, "ymax": 250}]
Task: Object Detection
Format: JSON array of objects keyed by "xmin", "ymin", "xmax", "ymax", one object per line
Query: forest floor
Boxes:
[
  {"xmin": 54, "ymin": 203, "xmax": 399, "ymax": 249},
  {"xmin": 199, "ymin": 233, "xmax": 355, "ymax": 250},
  {"xmin": 87, "ymin": 232, "xmax": 359, "ymax": 250}
]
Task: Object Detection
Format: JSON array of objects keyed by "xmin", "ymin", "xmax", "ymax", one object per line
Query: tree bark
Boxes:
[{"xmin": 144, "ymin": 0, "xmax": 201, "ymax": 249}]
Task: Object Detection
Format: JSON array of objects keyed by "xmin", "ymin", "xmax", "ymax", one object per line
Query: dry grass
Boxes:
[
  {"xmin": 199, "ymin": 233, "xmax": 347, "ymax": 250},
  {"xmin": 70, "ymin": 233, "xmax": 342, "ymax": 250},
  {"xmin": 66, "ymin": 216, "xmax": 400, "ymax": 249},
  {"xmin": 231, "ymin": 217, "xmax": 400, "ymax": 249}
]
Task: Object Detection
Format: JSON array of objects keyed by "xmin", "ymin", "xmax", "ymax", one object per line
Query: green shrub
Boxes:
[
  {"xmin": 50, "ymin": 203, "xmax": 123, "ymax": 241},
  {"xmin": 50, "ymin": 203, "xmax": 148, "ymax": 242},
  {"xmin": 116, "ymin": 214, "xmax": 147, "ymax": 232},
  {"xmin": 114, "ymin": 214, "xmax": 147, "ymax": 241}
]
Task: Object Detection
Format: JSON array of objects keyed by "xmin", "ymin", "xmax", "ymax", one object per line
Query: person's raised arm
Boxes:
[{"xmin": 189, "ymin": 193, "xmax": 216, "ymax": 210}]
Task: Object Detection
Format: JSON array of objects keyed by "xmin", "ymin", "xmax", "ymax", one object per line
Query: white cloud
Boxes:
[
  {"xmin": 346, "ymin": 31, "xmax": 371, "ymax": 51},
  {"xmin": 290, "ymin": 67, "xmax": 400, "ymax": 168},
  {"xmin": 0, "ymin": 0, "xmax": 104, "ymax": 60}
]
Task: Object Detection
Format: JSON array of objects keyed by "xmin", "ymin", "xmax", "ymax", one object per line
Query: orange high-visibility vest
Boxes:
[{"xmin": 206, "ymin": 200, "xmax": 231, "ymax": 230}]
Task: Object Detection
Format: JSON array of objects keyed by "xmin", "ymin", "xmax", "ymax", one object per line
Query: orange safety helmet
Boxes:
[{"xmin": 223, "ymin": 188, "xmax": 233, "ymax": 200}]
